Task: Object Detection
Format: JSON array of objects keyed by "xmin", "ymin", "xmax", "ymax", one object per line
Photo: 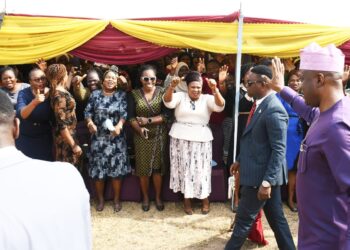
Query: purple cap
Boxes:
[{"xmin": 300, "ymin": 42, "xmax": 345, "ymax": 73}]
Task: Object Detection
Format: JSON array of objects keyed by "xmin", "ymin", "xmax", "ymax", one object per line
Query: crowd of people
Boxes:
[{"xmin": 1, "ymin": 44, "xmax": 350, "ymax": 249}]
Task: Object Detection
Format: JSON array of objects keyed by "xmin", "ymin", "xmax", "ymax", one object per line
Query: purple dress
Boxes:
[{"xmin": 280, "ymin": 87, "xmax": 350, "ymax": 249}]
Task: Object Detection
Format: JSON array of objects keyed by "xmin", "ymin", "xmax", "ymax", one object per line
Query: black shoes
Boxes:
[
  {"xmin": 287, "ymin": 202, "xmax": 298, "ymax": 212},
  {"xmin": 142, "ymin": 202, "xmax": 150, "ymax": 212},
  {"xmin": 155, "ymin": 201, "xmax": 165, "ymax": 211}
]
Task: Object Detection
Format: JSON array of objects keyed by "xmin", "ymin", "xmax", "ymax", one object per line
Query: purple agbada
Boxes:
[{"xmin": 280, "ymin": 87, "xmax": 350, "ymax": 249}]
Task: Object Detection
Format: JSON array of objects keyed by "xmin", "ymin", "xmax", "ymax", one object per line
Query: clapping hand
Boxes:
[{"xmin": 264, "ymin": 57, "xmax": 285, "ymax": 93}]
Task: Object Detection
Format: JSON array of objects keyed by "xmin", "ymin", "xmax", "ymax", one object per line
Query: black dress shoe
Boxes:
[
  {"xmin": 155, "ymin": 202, "xmax": 165, "ymax": 211},
  {"xmin": 142, "ymin": 203, "xmax": 150, "ymax": 212},
  {"xmin": 287, "ymin": 203, "xmax": 298, "ymax": 212}
]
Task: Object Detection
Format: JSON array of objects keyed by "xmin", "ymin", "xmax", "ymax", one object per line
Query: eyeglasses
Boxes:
[
  {"xmin": 32, "ymin": 76, "xmax": 46, "ymax": 82},
  {"xmin": 141, "ymin": 76, "xmax": 156, "ymax": 82},
  {"xmin": 190, "ymin": 100, "xmax": 195, "ymax": 110},
  {"xmin": 247, "ymin": 80, "xmax": 263, "ymax": 87}
]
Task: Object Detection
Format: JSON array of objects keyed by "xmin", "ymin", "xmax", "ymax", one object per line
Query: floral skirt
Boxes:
[{"xmin": 169, "ymin": 137, "xmax": 212, "ymax": 199}]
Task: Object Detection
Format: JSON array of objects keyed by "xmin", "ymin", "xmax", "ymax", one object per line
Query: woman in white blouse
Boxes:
[{"xmin": 163, "ymin": 71, "xmax": 225, "ymax": 215}]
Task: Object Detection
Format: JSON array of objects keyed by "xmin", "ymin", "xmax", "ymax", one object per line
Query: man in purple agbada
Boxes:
[{"xmin": 267, "ymin": 43, "xmax": 350, "ymax": 249}]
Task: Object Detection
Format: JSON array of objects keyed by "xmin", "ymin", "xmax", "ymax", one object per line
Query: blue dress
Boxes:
[
  {"xmin": 277, "ymin": 93, "xmax": 304, "ymax": 170},
  {"xmin": 16, "ymin": 87, "xmax": 54, "ymax": 161},
  {"xmin": 84, "ymin": 90, "xmax": 131, "ymax": 179}
]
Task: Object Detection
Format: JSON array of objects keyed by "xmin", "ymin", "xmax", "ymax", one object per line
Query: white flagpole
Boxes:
[
  {"xmin": 230, "ymin": 2, "xmax": 244, "ymax": 211},
  {"xmin": 233, "ymin": 3, "xmax": 244, "ymax": 163}
]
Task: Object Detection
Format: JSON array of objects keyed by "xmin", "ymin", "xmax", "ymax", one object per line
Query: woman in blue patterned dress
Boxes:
[{"xmin": 84, "ymin": 69, "xmax": 131, "ymax": 212}]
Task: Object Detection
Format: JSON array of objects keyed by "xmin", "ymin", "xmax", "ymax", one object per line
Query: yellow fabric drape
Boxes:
[
  {"xmin": 0, "ymin": 16, "xmax": 108, "ymax": 65},
  {"xmin": 1, "ymin": 15, "xmax": 350, "ymax": 65},
  {"xmin": 111, "ymin": 20, "xmax": 350, "ymax": 57},
  {"xmin": 243, "ymin": 23, "xmax": 350, "ymax": 57}
]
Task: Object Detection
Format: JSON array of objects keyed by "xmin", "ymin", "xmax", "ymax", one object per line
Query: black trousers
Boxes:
[{"xmin": 225, "ymin": 186, "xmax": 295, "ymax": 250}]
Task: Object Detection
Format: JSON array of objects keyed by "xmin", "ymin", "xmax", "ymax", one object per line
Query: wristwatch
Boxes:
[
  {"xmin": 147, "ymin": 118, "xmax": 152, "ymax": 124},
  {"xmin": 261, "ymin": 180, "xmax": 271, "ymax": 188}
]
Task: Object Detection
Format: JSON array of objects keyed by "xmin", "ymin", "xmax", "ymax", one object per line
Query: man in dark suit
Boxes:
[{"xmin": 225, "ymin": 65, "xmax": 295, "ymax": 250}]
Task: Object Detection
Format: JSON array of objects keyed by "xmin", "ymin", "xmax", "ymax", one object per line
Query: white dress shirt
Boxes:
[
  {"xmin": 0, "ymin": 146, "xmax": 91, "ymax": 250},
  {"xmin": 254, "ymin": 90, "xmax": 275, "ymax": 113}
]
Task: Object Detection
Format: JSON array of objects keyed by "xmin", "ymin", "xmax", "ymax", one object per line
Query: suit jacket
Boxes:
[{"xmin": 238, "ymin": 93, "xmax": 289, "ymax": 186}]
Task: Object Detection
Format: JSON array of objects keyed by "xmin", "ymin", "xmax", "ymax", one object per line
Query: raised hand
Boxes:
[
  {"xmin": 218, "ymin": 65, "xmax": 229, "ymax": 84},
  {"xmin": 36, "ymin": 58, "xmax": 47, "ymax": 72},
  {"xmin": 170, "ymin": 76, "xmax": 182, "ymax": 89},
  {"xmin": 266, "ymin": 57, "xmax": 286, "ymax": 93},
  {"xmin": 342, "ymin": 65, "xmax": 350, "ymax": 83},
  {"xmin": 282, "ymin": 58, "xmax": 296, "ymax": 72},
  {"xmin": 72, "ymin": 74, "xmax": 87, "ymax": 87},
  {"xmin": 207, "ymin": 78, "xmax": 218, "ymax": 92},
  {"xmin": 166, "ymin": 57, "xmax": 178, "ymax": 75},
  {"xmin": 196, "ymin": 58, "xmax": 206, "ymax": 74}
]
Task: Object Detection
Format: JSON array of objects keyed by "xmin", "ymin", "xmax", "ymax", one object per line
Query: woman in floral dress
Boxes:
[
  {"xmin": 85, "ymin": 69, "xmax": 130, "ymax": 212},
  {"xmin": 47, "ymin": 64, "xmax": 82, "ymax": 165}
]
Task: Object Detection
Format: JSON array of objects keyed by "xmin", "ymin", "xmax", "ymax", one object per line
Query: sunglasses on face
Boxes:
[
  {"xmin": 32, "ymin": 76, "xmax": 46, "ymax": 83},
  {"xmin": 247, "ymin": 80, "xmax": 263, "ymax": 87},
  {"xmin": 141, "ymin": 76, "xmax": 156, "ymax": 82}
]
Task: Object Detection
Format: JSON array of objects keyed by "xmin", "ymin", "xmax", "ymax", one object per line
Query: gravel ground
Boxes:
[{"xmin": 91, "ymin": 201, "xmax": 298, "ymax": 250}]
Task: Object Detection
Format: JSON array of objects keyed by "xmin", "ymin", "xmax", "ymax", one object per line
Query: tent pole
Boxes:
[{"xmin": 232, "ymin": 4, "xmax": 244, "ymax": 163}]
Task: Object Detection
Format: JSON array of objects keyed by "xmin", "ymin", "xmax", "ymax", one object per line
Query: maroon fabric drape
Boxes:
[
  {"xmin": 70, "ymin": 13, "xmax": 238, "ymax": 65},
  {"xmin": 70, "ymin": 24, "xmax": 177, "ymax": 65}
]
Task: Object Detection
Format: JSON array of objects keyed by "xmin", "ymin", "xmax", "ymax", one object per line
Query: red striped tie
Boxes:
[{"xmin": 246, "ymin": 101, "xmax": 257, "ymax": 127}]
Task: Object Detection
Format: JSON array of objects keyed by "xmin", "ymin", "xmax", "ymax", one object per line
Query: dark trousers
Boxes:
[{"xmin": 225, "ymin": 186, "xmax": 295, "ymax": 250}]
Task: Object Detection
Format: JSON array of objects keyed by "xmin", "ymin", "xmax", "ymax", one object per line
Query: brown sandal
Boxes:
[
  {"xmin": 183, "ymin": 198, "xmax": 193, "ymax": 215},
  {"xmin": 201, "ymin": 198, "xmax": 210, "ymax": 215}
]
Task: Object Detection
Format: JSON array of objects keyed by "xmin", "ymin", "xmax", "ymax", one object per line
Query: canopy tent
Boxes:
[
  {"xmin": 2, "ymin": 0, "xmax": 350, "ymax": 180},
  {"xmin": 1, "ymin": 0, "xmax": 350, "ymax": 65}
]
